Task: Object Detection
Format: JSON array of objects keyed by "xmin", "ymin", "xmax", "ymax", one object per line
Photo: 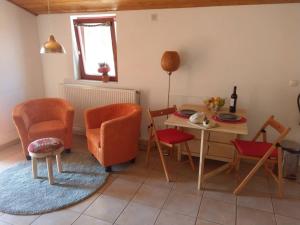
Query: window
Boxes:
[{"xmin": 73, "ymin": 16, "xmax": 118, "ymax": 81}]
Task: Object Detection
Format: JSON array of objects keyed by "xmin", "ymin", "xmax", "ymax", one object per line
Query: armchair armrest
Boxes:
[
  {"xmin": 12, "ymin": 107, "xmax": 30, "ymax": 154},
  {"xmin": 12, "ymin": 106, "xmax": 29, "ymax": 131},
  {"xmin": 61, "ymin": 101, "xmax": 74, "ymax": 127}
]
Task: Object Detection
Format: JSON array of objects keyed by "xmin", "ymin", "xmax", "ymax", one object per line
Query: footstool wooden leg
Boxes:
[
  {"xmin": 46, "ymin": 157, "xmax": 54, "ymax": 185},
  {"xmin": 32, "ymin": 157, "xmax": 37, "ymax": 179},
  {"xmin": 56, "ymin": 153, "xmax": 62, "ymax": 173}
]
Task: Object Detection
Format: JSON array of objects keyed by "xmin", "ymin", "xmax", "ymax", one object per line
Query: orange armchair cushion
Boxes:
[{"xmin": 28, "ymin": 120, "xmax": 66, "ymax": 140}]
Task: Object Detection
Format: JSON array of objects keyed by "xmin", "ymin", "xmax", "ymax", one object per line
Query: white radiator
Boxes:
[{"xmin": 60, "ymin": 84, "xmax": 140, "ymax": 133}]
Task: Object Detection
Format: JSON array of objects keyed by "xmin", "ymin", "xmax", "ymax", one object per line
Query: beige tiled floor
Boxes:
[
  {"xmin": 0, "ymin": 135, "xmax": 300, "ymax": 225},
  {"xmin": 155, "ymin": 210, "xmax": 196, "ymax": 225},
  {"xmin": 115, "ymin": 202, "xmax": 160, "ymax": 225},
  {"xmin": 198, "ymin": 197, "xmax": 236, "ymax": 225},
  {"xmin": 132, "ymin": 184, "xmax": 170, "ymax": 208},
  {"xmin": 237, "ymin": 206, "xmax": 276, "ymax": 225},
  {"xmin": 84, "ymin": 195, "xmax": 128, "ymax": 223}
]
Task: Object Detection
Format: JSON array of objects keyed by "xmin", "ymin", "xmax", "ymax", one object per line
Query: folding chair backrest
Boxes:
[
  {"xmin": 252, "ymin": 115, "xmax": 291, "ymax": 145},
  {"xmin": 147, "ymin": 106, "xmax": 177, "ymax": 132},
  {"xmin": 148, "ymin": 106, "xmax": 177, "ymax": 118},
  {"xmin": 268, "ymin": 117, "xmax": 287, "ymax": 134}
]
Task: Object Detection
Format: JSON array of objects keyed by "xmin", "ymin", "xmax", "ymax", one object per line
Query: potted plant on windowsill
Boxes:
[{"xmin": 98, "ymin": 63, "xmax": 110, "ymax": 82}]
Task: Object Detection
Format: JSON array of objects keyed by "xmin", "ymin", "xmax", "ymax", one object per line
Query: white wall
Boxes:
[
  {"xmin": 0, "ymin": 1, "xmax": 45, "ymax": 145},
  {"xmin": 37, "ymin": 4, "xmax": 300, "ymax": 141}
]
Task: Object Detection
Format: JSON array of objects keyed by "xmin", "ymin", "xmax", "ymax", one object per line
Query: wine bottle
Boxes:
[{"xmin": 229, "ymin": 86, "xmax": 238, "ymax": 113}]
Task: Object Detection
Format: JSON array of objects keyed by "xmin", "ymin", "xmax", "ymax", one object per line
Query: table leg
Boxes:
[{"xmin": 198, "ymin": 129, "xmax": 205, "ymax": 190}]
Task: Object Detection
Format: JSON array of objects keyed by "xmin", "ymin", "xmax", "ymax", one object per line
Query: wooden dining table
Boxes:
[{"xmin": 164, "ymin": 104, "xmax": 248, "ymax": 190}]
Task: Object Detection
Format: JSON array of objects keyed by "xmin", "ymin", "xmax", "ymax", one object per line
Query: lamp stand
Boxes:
[
  {"xmin": 164, "ymin": 72, "xmax": 172, "ymax": 156},
  {"xmin": 167, "ymin": 72, "xmax": 172, "ymax": 108}
]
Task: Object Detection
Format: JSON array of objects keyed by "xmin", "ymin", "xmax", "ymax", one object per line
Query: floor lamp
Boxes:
[{"xmin": 161, "ymin": 51, "xmax": 180, "ymax": 108}]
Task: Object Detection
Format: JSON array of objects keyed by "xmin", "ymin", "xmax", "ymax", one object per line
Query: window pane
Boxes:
[{"xmin": 81, "ymin": 24, "xmax": 115, "ymax": 77}]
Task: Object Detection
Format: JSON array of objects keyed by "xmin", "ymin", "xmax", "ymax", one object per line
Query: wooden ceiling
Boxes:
[{"xmin": 8, "ymin": 0, "xmax": 300, "ymax": 15}]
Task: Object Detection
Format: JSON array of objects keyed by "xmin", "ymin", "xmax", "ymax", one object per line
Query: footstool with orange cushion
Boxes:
[{"xmin": 28, "ymin": 138, "xmax": 64, "ymax": 185}]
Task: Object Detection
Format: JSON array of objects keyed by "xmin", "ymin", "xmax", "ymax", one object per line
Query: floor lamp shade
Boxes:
[
  {"xmin": 40, "ymin": 35, "xmax": 66, "ymax": 54},
  {"xmin": 161, "ymin": 51, "xmax": 180, "ymax": 75}
]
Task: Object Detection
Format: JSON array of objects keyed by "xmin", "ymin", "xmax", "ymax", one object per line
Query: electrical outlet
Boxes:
[{"xmin": 151, "ymin": 14, "xmax": 158, "ymax": 21}]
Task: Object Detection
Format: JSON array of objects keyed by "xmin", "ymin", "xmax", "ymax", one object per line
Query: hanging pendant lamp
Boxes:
[
  {"xmin": 40, "ymin": 0, "xmax": 66, "ymax": 54},
  {"xmin": 40, "ymin": 35, "xmax": 66, "ymax": 54}
]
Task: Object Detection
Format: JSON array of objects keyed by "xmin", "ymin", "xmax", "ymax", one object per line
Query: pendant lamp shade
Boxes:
[
  {"xmin": 161, "ymin": 51, "xmax": 180, "ymax": 75},
  {"xmin": 40, "ymin": 35, "xmax": 66, "ymax": 54}
]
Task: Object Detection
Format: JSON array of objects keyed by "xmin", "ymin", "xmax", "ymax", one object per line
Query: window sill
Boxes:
[{"xmin": 63, "ymin": 78, "xmax": 119, "ymax": 88}]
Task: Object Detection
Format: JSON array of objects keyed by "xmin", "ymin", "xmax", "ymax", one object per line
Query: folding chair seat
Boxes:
[
  {"xmin": 232, "ymin": 140, "xmax": 276, "ymax": 158},
  {"xmin": 156, "ymin": 128, "xmax": 194, "ymax": 144},
  {"xmin": 146, "ymin": 106, "xmax": 195, "ymax": 182}
]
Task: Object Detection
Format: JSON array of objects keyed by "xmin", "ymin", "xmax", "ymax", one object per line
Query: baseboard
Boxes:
[
  {"xmin": 73, "ymin": 126, "xmax": 85, "ymax": 135},
  {"xmin": 139, "ymin": 139, "xmax": 148, "ymax": 151},
  {"xmin": 0, "ymin": 138, "xmax": 20, "ymax": 151},
  {"xmin": 0, "ymin": 135, "xmax": 146, "ymax": 154}
]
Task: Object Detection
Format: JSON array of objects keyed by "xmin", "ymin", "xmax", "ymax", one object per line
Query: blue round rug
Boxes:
[{"xmin": 0, "ymin": 152, "xmax": 108, "ymax": 215}]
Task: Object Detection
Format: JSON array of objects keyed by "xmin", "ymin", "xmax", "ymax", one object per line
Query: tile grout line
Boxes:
[
  {"xmin": 119, "ymin": 159, "xmax": 184, "ymax": 225},
  {"xmin": 274, "ymin": 212, "xmax": 300, "ymax": 222},
  {"xmin": 273, "ymin": 191, "xmax": 300, "ymax": 222},
  {"xmin": 68, "ymin": 211, "xmax": 81, "ymax": 225},
  {"xmin": 29, "ymin": 214, "xmax": 42, "ymax": 225},
  {"xmin": 194, "ymin": 185, "xmax": 204, "ymax": 225},
  {"xmin": 269, "ymin": 175, "xmax": 300, "ymax": 222},
  {"xmin": 152, "ymin": 178, "xmax": 175, "ymax": 225},
  {"xmin": 0, "ymin": 215, "xmax": 13, "ymax": 225},
  {"xmin": 235, "ymin": 188, "xmax": 238, "ymax": 225},
  {"xmin": 78, "ymin": 214, "xmax": 111, "ymax": 224},
  {"xmin": 79, "ymin": 177, "xmax": 126, "ymax": 224},
  {"xmin": 111, "ymin": 169, "xmax": 148, "ymax": 225},
  {"xmin": 268, "ymin": 177, "xmax": 278, "ymax": 225},
  {"xmin": 152, "ymin": 162, "xmax": 203, "ymax": 225},
  {"xmin": 69, "ymin": 174, "xmax": 118, "ymax": 225},
  {"xmin": 196, "ymin": 172, "xmax": 238, "ymax": 225},
  {"xmin": 234, "ymin": 174, "xmax": 238, "ymax": 225}
]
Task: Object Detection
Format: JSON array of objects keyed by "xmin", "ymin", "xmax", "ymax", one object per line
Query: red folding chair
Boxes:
[
  {"xmin": 146, "ymin": 106, "xmax": 195, "ymax": 182},
  {"xmin": 231, "ymin": 115, "xmax": 290, "ymax": 197}
]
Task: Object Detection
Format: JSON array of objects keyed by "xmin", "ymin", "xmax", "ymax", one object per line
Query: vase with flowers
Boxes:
[{"xmin": 98, "ymin": 63, "xmax": 110, "ymax": 82}]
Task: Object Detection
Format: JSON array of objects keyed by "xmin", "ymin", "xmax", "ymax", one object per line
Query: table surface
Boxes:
[{"xmin": 165, "ymin": 104, "xmax": 249, "ymax": 135}]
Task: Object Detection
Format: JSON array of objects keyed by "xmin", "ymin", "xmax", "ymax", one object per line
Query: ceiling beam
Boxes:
[
  {"xmin": 7, "ymin": 0, "xmax": 37, "ymax": 15},
  {"xmin": 7, "ymin": 0, "xmax": 300, "ymax": 15}
]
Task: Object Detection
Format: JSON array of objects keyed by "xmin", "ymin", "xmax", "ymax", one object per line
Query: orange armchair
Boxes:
[
  {"xmin": 13, "ymin": 98, "xmax": 74, "ymax": 160},
  {"xmin": 84, "ymin": 103, "xmax": 142, "ymax": 171}
]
